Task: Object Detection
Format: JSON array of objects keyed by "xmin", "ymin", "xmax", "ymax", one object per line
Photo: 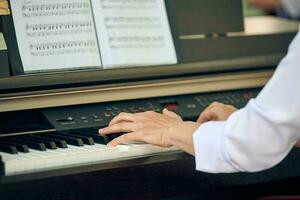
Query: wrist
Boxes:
[{"xmin": 167, "ymin": 121, "xmax": 201, "ymax": 155}]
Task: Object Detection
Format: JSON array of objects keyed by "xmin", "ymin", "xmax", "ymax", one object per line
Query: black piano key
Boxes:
[
  {"xmin": 112, "ymin": 133, "xmax": 123, "ymax": 139},
  {"xmin": 82, "ymin": 130, "xmax": 110, "ymax": 144},
  {"xmin": 82, "ymin": 130, "xmax": 123, "ymax": 144},
  {"xmin": 105, "ymin": 133, "xmax": 125, "ymax": 143},
  {"xmin": 32, "ymin": 135, "xmax": 68, "ymax": 148},
  {"xmin": 87, "ymin": 128, "xmax": 103, "ymax": 134},
  {"xmin": 48, "ymin": 134, "xmax": 84, "ymax": 146},
  {"xmin": 84, "ymin": 129, "xmax": 98, "ymax": 134},
  {"xmin": 103, "ymin": 135, "xmax": 111, "ymax": 144},
  {"xmin": 90, "ymin": 127, "xmax": 102, "ymax": 131},
  {"xmin": 0, "ymin": 140, "xmax": 29, "ymax": 153},
  {"xmin": 25, "ymin": 136, "xmax": 57, "ymax": 150},
  {"xmin": 65, "ymin": 133, "xmax": 94, "ymax": 145},
  {"xmin": 8, "ymin": 138, "xmax": 47, "ymax": 151},
  {"xmin": 0, "ymin": 143, "xmax": 18, "ymax": 154},
  {"xmin": 73, "ymin": 131, "xmax": 107, "ymax": 145}
]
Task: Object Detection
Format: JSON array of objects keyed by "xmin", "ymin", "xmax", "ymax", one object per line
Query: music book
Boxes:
[{"xmin": 10, "ymin": 0, "xmax": 177, "ymax": 73}]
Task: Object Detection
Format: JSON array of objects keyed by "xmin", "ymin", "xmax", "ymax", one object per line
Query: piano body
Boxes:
[{"xmin": 0, "ymin": 0, "xmax": 300, "ymax": 199}]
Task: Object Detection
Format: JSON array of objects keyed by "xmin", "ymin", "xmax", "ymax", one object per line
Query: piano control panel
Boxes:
[{"xmin": 42, "ymin": 88, "xmax": 260, "ymax": 131}]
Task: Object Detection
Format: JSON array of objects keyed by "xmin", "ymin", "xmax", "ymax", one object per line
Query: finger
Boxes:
[
  {"xmin": 109, "ymin": 112, "xmax": 137, "ymax": 126},
  {"xmin": 197, "ymin": 113, "xmax": 207, "ymax": 123},
  {"xmin": 107, "ymin": 133, "xmax": 141, "ymax": 146},
  {"xmin": 197, "ymin": 109, "xmax": 217, "ymax": 123},
  {"xmin": 99, "ymin": 122, "xmax": 137, "ymax": 135},
  {"xmin": 142, "ymin": 110, "xmax": 159, "ymax": 116},
  {"xmin": 197, "ymin": 105, "xmax": 215, "ymax": 123},
  {"xmin": 197, "ymin": 113, "xmax": 210, "ymax": 123},
  {"xmin": 295, "ymin": 140, "xmax": 300, "ymax": 148},
  {"xmin": 162, "ymin": 108, "xmax": 182, "ymax": 120},
  {"xmin": 197, "ymin": 102, "xmax": 223, "ymax": 122},
  {"xmin": 209, "ymin": 101, "xmax": 223, "ymax": 109}
]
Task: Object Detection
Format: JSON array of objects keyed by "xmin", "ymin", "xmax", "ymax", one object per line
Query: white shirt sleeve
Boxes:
[
  {"xmin": 193, "ymin": 28, "xmax": 300, "ymax": 173},
  {"xmin": 281, "ymin": 0, "xmax": 300, "ymax": 18}
]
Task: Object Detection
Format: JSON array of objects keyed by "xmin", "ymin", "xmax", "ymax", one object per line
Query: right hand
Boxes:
[
  {"xmin": 198, "ymin": 102, "xmax": 300, "ymax": 149},
  {"xmin": 295, "ymin": 141, "xmax": 300, "ymax": 148},
  {"xmin": 197, "ymin": 102, "xmax": 238, "ymax": 124}
]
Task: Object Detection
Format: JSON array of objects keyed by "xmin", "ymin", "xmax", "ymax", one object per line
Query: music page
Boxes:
[
  {"xmin": 10, "ymin": 0, "xmax": 102, "ymax": 72},
  {"xmin": 91, "ymin": 0, "xmax": 177, "ymax": 68}
]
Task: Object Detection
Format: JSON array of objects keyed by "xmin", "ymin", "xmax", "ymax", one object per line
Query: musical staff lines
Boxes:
[
  {"xmin": 22, "ymin": 2, "xmax": 91, "ymax": 17},
  {"xmin": 104, "ymin": 17, "xmax": 161, "ymax": 29},
  {"xmin": 30, "ymin": 40, "xmax": 98, "ymax": 56},
  {"xmin": 101, "ymin": 0, "xmax": 158, "ymax": 10},
  {"xmin": 26, "ymin": 21, "xmax": 94, "ymax": 37},
  {"xmin": 11, "ymin": 0, "xmax": 102, "ymax": 71},
  {"xmin": 109, "ymin": 36, "xmax": 165, "ymax": 49}
]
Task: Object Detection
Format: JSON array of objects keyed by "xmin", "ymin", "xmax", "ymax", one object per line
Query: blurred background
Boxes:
[
  {"xmin": 244, "ymin": 0, "xmax": 300, "ymax": 20},
  {"xmin": 244, "ymin": 0, "xmax": 266, "ymax": 16}
]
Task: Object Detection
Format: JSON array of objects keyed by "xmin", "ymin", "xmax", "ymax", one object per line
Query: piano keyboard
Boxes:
[{"xmin": 0, "ymin": 129, "xmax": 179, "ymax": 176}]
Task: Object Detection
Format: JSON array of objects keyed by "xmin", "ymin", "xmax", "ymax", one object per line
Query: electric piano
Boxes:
[
  {"xmin": 1, "ymin": 0, "xmax": 300, "ymax": 199},
  {"xmin": 0, "ymin": 88, "xmax": 260, "ymax": 177}
]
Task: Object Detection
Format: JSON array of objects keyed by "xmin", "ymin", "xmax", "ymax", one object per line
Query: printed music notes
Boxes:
[
  {"xmin": 91, "ymin": 0, "xmax": 177, "ymax": 68},
  {"xmin": 10, "ymin": 0, "xmax": 177, "ymax": 72},
  {"xmin": 21, "ymin": 2, "xmax": 91, "ymax": 17},
  {"xmin": 25, "ymin": 21, "xmax": 94, "ymax": 37},
  {"xmin": 29, "ymin": 40, "xmax": 98, "ymax": 57},
  {"xmin": 10, "ymin": 0, "xmax": 101, "ymax": 72}
]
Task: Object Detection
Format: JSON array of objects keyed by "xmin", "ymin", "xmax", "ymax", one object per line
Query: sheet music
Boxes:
[
  {"xmin": 10, "ymin": 0, "xmax": 102, "ymax": 72},
  {"xmin": 91, "ymin": 0, "xmax": 177, "ymax": 68}
]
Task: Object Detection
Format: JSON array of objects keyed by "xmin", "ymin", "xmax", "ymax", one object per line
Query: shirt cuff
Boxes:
[{"xmin": 193, "ymin": 121, "xmax": 241, "ymax": 173}]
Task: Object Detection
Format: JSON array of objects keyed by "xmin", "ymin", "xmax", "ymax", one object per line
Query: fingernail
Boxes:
[{"xmin": 98, "ymin": 129, "xmax": 104, "ymax": 135}]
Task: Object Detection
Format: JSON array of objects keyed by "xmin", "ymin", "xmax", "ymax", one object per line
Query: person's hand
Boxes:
[
  {"xmin": 248, "ymin": 0, "xmax": 282, "ymax": 12},
  {"xmin": 99, "ymin": 109, "xmax": 183, "ymax": 147},
  {"xmin": 197, "ymin": 102, "xmax": 238, "ymax": 123},
  {"xmin": 295, "ymin": 140, "xmax": 300, "ymax": 148},
  {"xmin": 99, "ymin": 109, "xmax": 200, "ymax": 155}
]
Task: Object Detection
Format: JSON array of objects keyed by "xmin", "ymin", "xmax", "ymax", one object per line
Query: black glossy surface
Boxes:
[
  {"xmin": 167, "ymin": 0, "xmax": 244, "ymax": 35},
  {"xmin": 0, "ymin": 143, "xmax": 17, "ymax": 154},
  {"xmin": 0, "ymin": 141, "xmax": 29, "ymax": 153},
  {"xmin": 47, "ymin": 134, "xmax": 84, "ymax": 147},
  {"xmin": 1, "ymin": 151, "xmax": 300, "ymax": 199},
  {"xmin": 8, "ymin": 138, "xmax": 47, "ymax": 151}
]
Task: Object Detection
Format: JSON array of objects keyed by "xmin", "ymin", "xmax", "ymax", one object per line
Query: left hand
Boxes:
[
  {"xmin": 99, "ymin": 109, "xmax": 183, "ymax": 147},
  {"xmin": 197, "ymin": 102, "xmax": 238, "ymax": 124}
]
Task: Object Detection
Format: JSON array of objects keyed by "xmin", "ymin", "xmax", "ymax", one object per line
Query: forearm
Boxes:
[{"xmin": 167, "ymin": 121, "xmax": 200, "ymax": 156}]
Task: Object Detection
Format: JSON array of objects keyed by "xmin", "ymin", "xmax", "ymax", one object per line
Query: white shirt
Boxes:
[
  {"xmin": 193, "ymin": 27, "xmax": 300, "ymax": 173},
  {"xmin": 282, "ymin": 0, "xmax": 300, "ymax": 18}
]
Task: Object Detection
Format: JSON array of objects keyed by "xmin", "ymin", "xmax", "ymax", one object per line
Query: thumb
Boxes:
[
  {"xmin": 163, "ymin": 108, "xmax": 182, "ymax": 120},
  {"xmin": 197, "ymin": 112, "xmax": 209, "ymax": 124},
  {"xmin": 197, "ymin": 110, "xmax": 217, "ymax": 124}
]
